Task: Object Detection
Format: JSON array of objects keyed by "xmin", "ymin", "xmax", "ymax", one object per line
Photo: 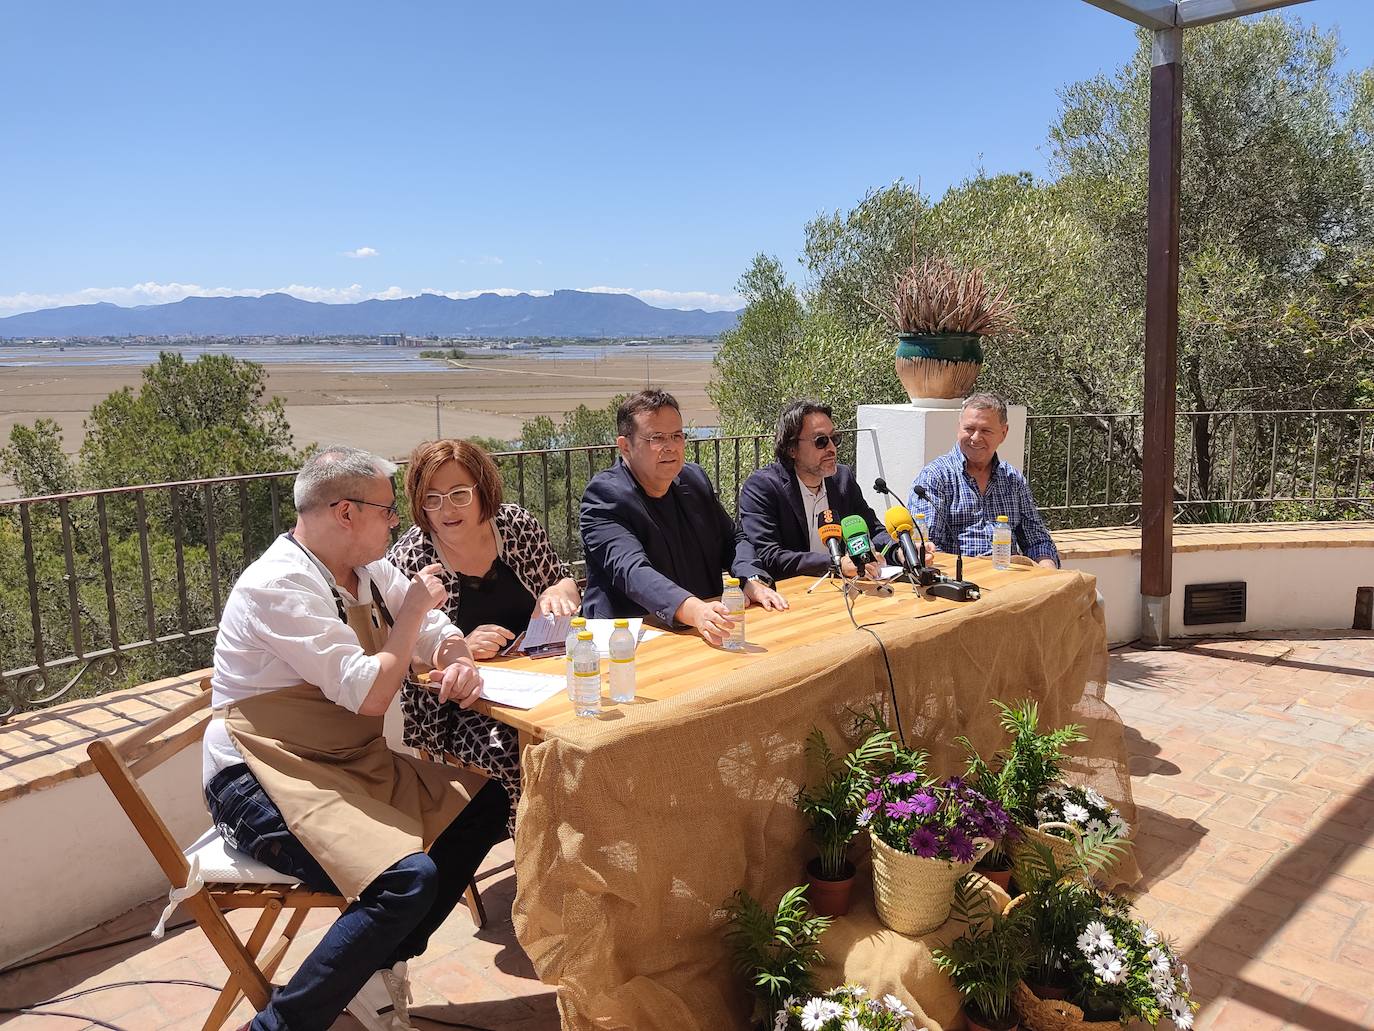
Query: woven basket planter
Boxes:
[
  {"xmin": 1011, "ymin": 982, "xmax": 1121, "ymax": 1031},
  {"xmin": 1009, "ymin": 821, "xmax": 1080, "ymax": 879},
  {"xmin": 869, "ymin": 830, "xmax": 992, "ymax": 935}
]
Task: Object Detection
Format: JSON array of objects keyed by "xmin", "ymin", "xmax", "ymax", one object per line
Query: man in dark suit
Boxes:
[
  {"xmin": 580, "ymin": 388, "xmax": 788, "ymax": 645},
  {"xmin": 738, "ymin": 400, "xmax": 894, "ymax": 581}
]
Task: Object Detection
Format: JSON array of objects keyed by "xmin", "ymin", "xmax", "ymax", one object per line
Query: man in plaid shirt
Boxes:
[{"xmin": 907, "ymin": 392, "xmax": 1060, "ymax": 568}]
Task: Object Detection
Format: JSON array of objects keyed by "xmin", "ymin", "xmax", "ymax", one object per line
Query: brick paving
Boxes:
[{"xmin": 1, "ymin": 630, "xmax": 1370, "ymax": 1030}]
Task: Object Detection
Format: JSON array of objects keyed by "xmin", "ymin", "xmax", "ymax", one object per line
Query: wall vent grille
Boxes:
[{"xmin": 1183, "ymin": 581, "xmax": 1247, "ymax": 626}]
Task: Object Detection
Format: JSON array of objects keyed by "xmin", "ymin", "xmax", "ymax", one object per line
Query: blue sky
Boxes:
[{"xmin": 2, "ymin": 0, "xmax": 1372, "ymax": 316}]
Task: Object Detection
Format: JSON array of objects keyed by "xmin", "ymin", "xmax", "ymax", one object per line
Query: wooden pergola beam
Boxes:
[
  {"xmin": 1176, "ymin": 0, "xmax": 1315, "ymax": 29},
  {"xmin": 1081, "ymin": 0, "xmax": 1177, "ymax": 30}
]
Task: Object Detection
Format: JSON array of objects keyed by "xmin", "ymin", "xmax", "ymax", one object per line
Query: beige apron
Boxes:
[{"xmin": 225, "ymin": 594, "xmax": 485, "ymax": 899}]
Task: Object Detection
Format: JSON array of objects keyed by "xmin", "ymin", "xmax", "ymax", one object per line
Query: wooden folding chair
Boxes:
[{"xmin": 87, "ymin": 678, "xmax": 348, "ymax": 1031}]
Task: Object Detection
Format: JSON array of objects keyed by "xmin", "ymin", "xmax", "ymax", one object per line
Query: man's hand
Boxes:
[
  {"xmin": 465, "ymin": 623, "xmax": 516, "ymax": 660},
  {"xmin": 403, "ymin": 563, "xmax": 447, "ymax": 614},
  {"xmin": 435, "ymin": 657, "xmax": 483, "ymax": 708},
  {"xmin": 840, "ymin": 556, "xmax": 884, "ymax": 579},
  {"xmin": 1037, "ymin": 557, "xmax": 1059, "ymax": 569},
  {"xmin": 743, "ymin": 577, "xmax": 789, "ymax": 611},
  {"xmin": 679, "ymin": 597, "xmax": 737, "ymax": 648}
]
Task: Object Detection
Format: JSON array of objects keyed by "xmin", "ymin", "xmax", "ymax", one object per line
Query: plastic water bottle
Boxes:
[
  {"xmin": 992, "ymin": 514, "xmax": 1012, "ymax": 570},
  {"xmin": 565, "ymin": 615, "xmax": 587, "ymax": 700},
  {"xmin": 572, "ymin": 631, "xmax": 601, "ymax": 717},
  {"xmin": 721, "ymin": 576, "xmax": 746, "ymax": 651},
  {"xmin": 608, "ymin": 619, "xmax": 636, "ymax": 703}
]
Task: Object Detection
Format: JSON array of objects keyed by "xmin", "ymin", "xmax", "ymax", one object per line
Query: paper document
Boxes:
[
  {"xmin": 517, "ymin": 613, "xmax": 573, "ymax": 657},
  {"xmin": 877, "ymin": 564, "xmax": 905, "ymax": 580},
  {"xmin": 477, "ymin": 667, "xmax": 567, "ymax": 709},
  {"xmin": 583, "ymin": 617, "xmax": 664, "ymax": 656}
]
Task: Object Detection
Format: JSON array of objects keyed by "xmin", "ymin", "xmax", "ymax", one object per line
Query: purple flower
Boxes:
[
  {"xmin": 944, "ymin": 776, "xmax": 966, "ymax": 791},
  {"xmin": 908, "ymin": 827, "xmax": 941, "ymax": 858},
  {"xmin": 947, "ymin": 828, "xmax": 976, "ymax": 863},
  {"xmin": 865, "ymin": 789, "xmax": 883, "ymax": 806},
  {"xmin": 887, "ymin": 770, "xmax": 921, "ymax": 785},
  {"xmin": 885, "ymin": 799, "xmax": 921, "ymax": 819},
  {"xmin": 910, "ymin": 792, "xmax": 939, "ymax": 816}
]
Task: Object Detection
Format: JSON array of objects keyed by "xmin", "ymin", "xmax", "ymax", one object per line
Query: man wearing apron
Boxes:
[{"xmin": 203, "ymin": 445, "xmax": 508, "ymax": 1031}]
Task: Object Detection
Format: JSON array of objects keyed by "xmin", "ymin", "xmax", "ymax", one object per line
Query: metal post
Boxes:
[
  {"xmin": 1140, "ymin": 26, "xmax": 1183, "ymax": 646},
  {"xmin": 435, "ymin": 395, "xmax": 441, "ymax": 438}
]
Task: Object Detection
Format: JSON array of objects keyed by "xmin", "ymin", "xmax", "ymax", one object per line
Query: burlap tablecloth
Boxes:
[{"xmin": 511, "ymin": 570, "xmax": 1136, "ymax": 1030}]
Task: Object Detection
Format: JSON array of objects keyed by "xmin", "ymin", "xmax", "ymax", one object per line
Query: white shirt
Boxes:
[
  {"xmin": 798, "ymin": 476, "xmax": 830, "ymax": 556},
  {"xmin": 202, "ymin": 534, "xmax": 461, "ymax": 786}
]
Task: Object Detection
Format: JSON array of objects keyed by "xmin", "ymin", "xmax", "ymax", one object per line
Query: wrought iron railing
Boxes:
[
  {"xmin": 2, "ymin": 410, "xmax": 1370, "ymax": 719},
  {"xmin": 0, "ymin": 433, "xmax": 781, "ymax": 720},
  {"xmin": 1025, "ymin": 409, "xmax": 1374, "ymax": 528}
]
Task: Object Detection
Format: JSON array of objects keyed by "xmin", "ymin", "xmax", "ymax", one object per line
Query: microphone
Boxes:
[
  {"xmin": 873, "ymin": 477, "xmax": 896, "ymax": 501},
  {"xmin": 840, "ymin": 514, "xmax": 877, "ymax": 571},
  {"xmin": 817, "ymin": 511, "xmax": 847, "ymax": 574},
  {"xmin": 883, "ymin": 505, "xmax": 925, "ymax": 573}
]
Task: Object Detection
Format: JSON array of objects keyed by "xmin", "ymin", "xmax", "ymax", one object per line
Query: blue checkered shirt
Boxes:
[{"xmin": 906, "ymin": 444, "xmax": 1060, "ymax": 566}]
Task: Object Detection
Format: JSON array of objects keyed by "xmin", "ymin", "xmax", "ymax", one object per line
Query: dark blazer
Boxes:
[
  {"xmin": 737, "ymin": 461, "xmax": 892, "ymax": 580},
  {"xmin": 580, "ymin": 459, "xmax": 769, "ymax": 626}
]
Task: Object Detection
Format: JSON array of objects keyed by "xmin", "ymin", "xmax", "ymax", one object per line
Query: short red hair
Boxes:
[{"xmin": 403, "ymin": 439, "xmax": 504, "ymax": 533}]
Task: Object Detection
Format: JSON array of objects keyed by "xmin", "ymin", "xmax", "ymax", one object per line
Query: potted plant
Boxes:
[
  {"xmin": 863, "ymin": 745, "xmax": 1013, "ymax": 935},
  {"xmin": 876, "ymin": 254, "xmax": 1016, "ymax": 402},
  {"xmin": 773, "ymin": 984, "xmax": 927, "ymax": 1031},
  {"xmin": 1009, "ymin": 830, "xmax": 1132, "ymax": 1009},
  {"xmin": 795, "ymin": 725, "xmax": 896, "ymax": 916},
  {"xmin": 723, "ymin": 884, "xmax": 833, "ymax": 1031},
  {"xmin": 959, "ymin": 700, "xmax": 1089, "ymax": 877},
  {"xmin": 933, "ymin": 875, "xmax": 1033, "ymax": 1031}
]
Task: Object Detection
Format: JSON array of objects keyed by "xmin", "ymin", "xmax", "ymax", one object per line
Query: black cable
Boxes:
[
  {"xmin": 0, "ymin": 977, "xmax": 221, "ymax": 1030},
  {"xmin": 0, "ymin": 1008, "xmax": 127, "ymax": 1029},
  {"xmin": 0, "ymin": 918, "xmax": 197, "ymax": 977},
  {"xmin": 839, "ymin": 579, "xmax": 907, "ymax": 748}
]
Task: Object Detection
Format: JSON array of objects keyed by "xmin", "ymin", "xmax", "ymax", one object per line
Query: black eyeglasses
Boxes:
[
  {"xmin": 330, "ymin": 497, "xmax": 399, "ymax": 518},
  {"xmin": 809, "ymin": 432, "xmax": 844, "ymax": 450}
]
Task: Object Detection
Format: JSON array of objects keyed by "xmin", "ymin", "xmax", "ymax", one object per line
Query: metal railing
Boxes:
[
  {"xmin": 0, "ymin": 432, "xmax": 780, "ymax": 720},
  {"xmin": 3, "ymin": 409, "xmax": 1370, "ymax": 719},
  {"xmin": 1024, "ymin": 409, "xmax": 1374, "ymax": 528}
]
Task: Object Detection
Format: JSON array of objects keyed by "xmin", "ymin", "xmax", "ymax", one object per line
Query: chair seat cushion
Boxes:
[{"xmin": 183, "ymin": 826, "xmax": 300, "ymax": 885}]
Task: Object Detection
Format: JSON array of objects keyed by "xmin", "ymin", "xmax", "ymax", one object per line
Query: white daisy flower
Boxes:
[
  {"xmin": 1180, "ymin": 963, "xmax": 1192, "ymax": 990},
  {"xmin": 1077, "ymin": 929, "xmax": 1102, "ymax": 956},
  {"xmin": 1085, "ymin": 787, "xmax": 1107, "ymax": 807},
  {"xmin": 1086, "ymin": 818, "xmax": 1108, "ymax": 835},
  {"xmin": 1036, "ymin": 808, "xmax": 1055, "ymax": 823},
  {"xmin": 849, "ymin": 986, "xmax": 867, "ymax": 998},
  {"xmin": 842, "ymin": 1020, "xmax": 861, "ymax": 1031},
  {"xmin": 883, "ymin": 994, "xmax": 914, "ymax": 1018},
  {"xmin": 1170, "ymin": 997, "xmax": 1194, "ymax": 1030},
  {"xmin": 1109, "ymin": 814, "xmax": 1130, "ymax": 836},
  {"xmin": 1047, "ymin": 783, "xmax": 1068, "ymax": 798},
  {"xmin": 1091, "ymin": 953, "xmax": 1125, "ymax": 984},
  {"xmin": 820, "ymin": 1001, "xmax": 845, "ymax": 1020},
  {"xmin": 800, "ymin": 999, "xmax": 828, "ymax": 1030},
  {"xmin": 1063, "ymin": 801, "xmax": 1091, "ymax": 825},
  {"xmin": 1141, "ymin": 926, "xmax": 1160, "ymax": 946},
  {"xmin": 773, "ymin": 1009, "xmax": 790, "ymax": 1031}
]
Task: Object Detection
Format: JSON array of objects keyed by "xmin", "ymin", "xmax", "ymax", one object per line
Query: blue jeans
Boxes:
[{"xmin": 206, "ymin": 763, "xmax": 509, "ymax": 1031}]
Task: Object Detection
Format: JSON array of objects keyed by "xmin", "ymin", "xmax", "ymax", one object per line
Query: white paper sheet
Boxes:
[
  {"xmin": 477, "ymin": 667, "xmax": 568, "ymax": 709},
  {"xmin": 581, "ymin": 617, "xmax": 666, "ymax": 657}
]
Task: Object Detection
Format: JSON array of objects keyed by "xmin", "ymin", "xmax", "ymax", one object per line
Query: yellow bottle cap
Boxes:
[
  {"xmin": 571, "ymin": 616, "xmax": 587, "ymax": 626},
  {"xmin": 724, "ymin": 576, "xmax": 740, "ymax": 587},
  {"xmin": 997, "ymin": 515, "xmax": 1009, "ymax": 522},
  {"xmin": 613, "ymin": 618, "xmax": 629, "ymax": 627},
  {"xmin": 577, "ymin": 631, "xmax": 593, "ymax": 641}
]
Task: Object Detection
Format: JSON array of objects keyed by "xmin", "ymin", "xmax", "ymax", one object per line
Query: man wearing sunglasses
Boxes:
[{"xmin": 739, "ymin": 399, "xmax": 894, "ymax": 580}]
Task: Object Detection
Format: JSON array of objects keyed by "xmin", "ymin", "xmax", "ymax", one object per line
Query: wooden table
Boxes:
[{"xmin": 468, "ymin": 555, "xmax": 1057, "ymax": 749}]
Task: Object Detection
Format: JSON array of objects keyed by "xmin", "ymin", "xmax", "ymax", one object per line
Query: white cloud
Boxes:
[
  {"xmin": 578, "ymin": 286, "xmax": 745, "ymax": 312},
  {"xmin": 342, "ymin": 246, "xmax": 379, "ymax": 259},
  {"xmin": 0, "ymin": 281, "xmax": 739, "ymax": 317},
  {"xmin": 458, "ymin": 256, "xmax": 504, "ymax": 266}
]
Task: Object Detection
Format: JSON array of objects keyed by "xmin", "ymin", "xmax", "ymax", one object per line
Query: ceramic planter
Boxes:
[
  {"xmin": 805, "ymin": 857, "xmax": 856, "ymax": 917},
  {"xmin": 894, "ymin": 332, "xmax": 984, "ymax": 401}
]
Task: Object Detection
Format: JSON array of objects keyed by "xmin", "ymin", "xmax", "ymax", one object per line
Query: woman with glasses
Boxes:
[{"xmin": 387, "ymin": 438, "xmax": 579, "ymax": 835}]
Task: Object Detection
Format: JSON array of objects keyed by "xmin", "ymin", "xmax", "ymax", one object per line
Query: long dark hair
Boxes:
[{"xmin": 774, "ymin": 399, "xmax": 833, "ymax": 466}]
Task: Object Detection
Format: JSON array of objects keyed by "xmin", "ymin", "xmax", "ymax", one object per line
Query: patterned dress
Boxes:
[{"xmin": 387, "ymin": 504, "xmax": 573, "ymax": 836}]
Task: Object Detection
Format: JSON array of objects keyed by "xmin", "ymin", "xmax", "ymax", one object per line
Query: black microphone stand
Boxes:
[{"xmin": 902, "ymin": 483, "xmax": 982, "ymax": 602}]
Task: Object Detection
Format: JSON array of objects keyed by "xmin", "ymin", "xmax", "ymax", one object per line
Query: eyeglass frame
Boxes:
[
  {"xmin": 419, "ymin": 486, "xmax": 478, "ymax": 511},
  {"xmin": 806, "ymin": 432, "xmax": 845, "ymax": 451},
  {"xmin": 329, "ymin": 497, "xmax": 399, "ymax": 519},
  {"xmin": 634, "ymin": 431, "xmax": 688, "ymax": 450}
]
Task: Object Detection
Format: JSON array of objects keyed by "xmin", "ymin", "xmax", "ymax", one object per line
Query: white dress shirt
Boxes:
[
  {"xmin": 203, "ymin": 534, "xmax": 461, "ymax": 786},
  {"xmin": 798, "ymin": 476, "xmax": 830, "ymax": 556}
]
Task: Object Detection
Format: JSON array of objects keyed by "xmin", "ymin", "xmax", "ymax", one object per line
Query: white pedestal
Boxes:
[{"xmin": 855, "ymin": 402, "xmax": 1027, "ymax": 515}]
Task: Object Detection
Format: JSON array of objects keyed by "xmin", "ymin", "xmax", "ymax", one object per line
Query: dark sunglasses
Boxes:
[{"xmin": 809, "ymin": 432, "xmax": 844, "ymax": 450}]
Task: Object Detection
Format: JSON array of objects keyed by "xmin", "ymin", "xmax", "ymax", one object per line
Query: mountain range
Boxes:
[{"xmin": 0, "ymin": 290, "xmax": 741, "ymax": 339}]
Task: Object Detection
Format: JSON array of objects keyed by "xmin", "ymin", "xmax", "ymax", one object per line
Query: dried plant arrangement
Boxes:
[{"xmin": 883, "ymin": 257, "xmax": 1017, "ymax": 337}]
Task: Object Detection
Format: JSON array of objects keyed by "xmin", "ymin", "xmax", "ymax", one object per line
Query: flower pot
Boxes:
[
  {"xmin": 894, "ymin": 332, "xmax": 984, "ymax": 401},
  {"xmin": 869, "ymin": 830, "xmax": 992, "ymax": 935},
  {"xmin": 965, "ymin": 1004, "xmax": 1019, "ymax": 1031},
  {"xmin": 1008, "ymin": 821, "xmax": 1081, "ymax": 881},
  {"xmin": 1011, "ymin": 982, "xmax": 1121, "ymax": 1031},
  {"xmin": 977, "ymin": 864, "xmax": 1014, "ymax": 893},
  {"xmin": 805, "ymin": 857, "xmax": 856, "ymax": 917}
]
